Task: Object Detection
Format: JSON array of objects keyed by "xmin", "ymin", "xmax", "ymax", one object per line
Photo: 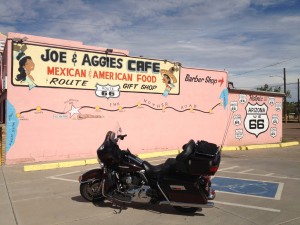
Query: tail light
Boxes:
[{"xmin": 210, "ymin": 166, "xmax": 219, "ymax": 173}]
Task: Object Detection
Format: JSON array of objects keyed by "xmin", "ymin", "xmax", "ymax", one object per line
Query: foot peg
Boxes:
[
  {"xmin": 208, "ymin": 189, "xmax": 216, "ymax": 200},
  {"xmin": 111, "ymin": 193, "xmax": 131, "ymax": 203}
]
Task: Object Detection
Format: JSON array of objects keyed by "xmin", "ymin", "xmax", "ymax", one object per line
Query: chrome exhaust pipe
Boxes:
[{"xmin": 159, "ymin": 201, "xmax": 214, "ymax": 208}]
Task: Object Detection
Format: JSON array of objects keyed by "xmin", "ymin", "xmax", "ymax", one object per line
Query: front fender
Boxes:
[{"xmin": 79, "ymin": 168, "xmax": 103, "ymax": 183}]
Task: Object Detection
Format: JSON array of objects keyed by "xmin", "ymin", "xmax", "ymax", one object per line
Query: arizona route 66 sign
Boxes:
[{"xmin": 244, "ymin": 103, "xmax": 269, "ymax": 137}]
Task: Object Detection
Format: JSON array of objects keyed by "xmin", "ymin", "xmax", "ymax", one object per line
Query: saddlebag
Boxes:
[
  {"xmin": 158, "ymin": 172, "xmax": 208, "ymax": 204},
  {"xmin": 176, "ymin": 140, "xmax": 221, "ymax": 176}
]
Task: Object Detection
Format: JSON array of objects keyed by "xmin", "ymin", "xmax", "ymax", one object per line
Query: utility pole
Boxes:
[
  {"xmin": 297, "ymin": 78, "xmax": 300, "ymax": 123},
  {"xmin": 283, "ymin": 68, "xmax": 287, "ymax": 124}
]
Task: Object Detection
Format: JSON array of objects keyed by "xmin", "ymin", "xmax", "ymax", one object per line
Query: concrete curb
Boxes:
[
  {"xmin": 138, "ymin": 149, "xmax": 181, "ymax": 159},
  {"xmin": 280, "ymin": 141, "xmax": 299, "ymax": 148},
  {"xmin": 23, "ymin": 149, "xmax": 181, "ymax": 172},
  {"xmin": 23, "ymin": 141, "xmax": 299, "ymax": 172},
  {"xmin": 222, "ymin": 141, "xmax": 299, "ymax": 151}
]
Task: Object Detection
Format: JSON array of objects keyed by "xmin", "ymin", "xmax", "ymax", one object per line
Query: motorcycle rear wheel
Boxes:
[
  {"xmin": 173, "ymin": 206, "xmax": 200, "ymax": 213},
  {"xmin": 80, "ymin": 181, "xmax": 105, "ymax": 202}
]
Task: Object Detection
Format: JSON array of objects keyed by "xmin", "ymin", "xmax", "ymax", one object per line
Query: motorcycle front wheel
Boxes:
[
  {"xmin": 173, "ymin": 206, "xmax": 200, "ymax": 213},
  {"xmin": 80, "ymin": 181, "xmax": 105, "ymax": 202}
]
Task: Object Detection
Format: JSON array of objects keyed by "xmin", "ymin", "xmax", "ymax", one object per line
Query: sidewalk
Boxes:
[{"xmin": 0, "ymin": 168, "xmax": 17, "ymax": 225}]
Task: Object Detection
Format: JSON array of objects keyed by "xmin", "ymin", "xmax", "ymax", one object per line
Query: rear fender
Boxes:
[{"xmin": 79, "ymin": 168, "xmax": 103, "ymax": 183}]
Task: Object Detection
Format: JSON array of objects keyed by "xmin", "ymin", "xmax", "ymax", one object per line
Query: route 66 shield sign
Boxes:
[
  {"xmin": 233, "ymin": 115, "xmax": 242, "ymax": 126},
  {"xmin": 95, "ymin": 84, "xmax": 120, "ymax": 99},
  {"xmin": 270, "ymin": 127, "xmax": 277, "ymax": 138},
  {"xmin": 230, "ymin": 101, "xmax": 238, "ymax": 112},
  {"xmin": 244, "ymin": 103, "xmax": 269, "ymax": 137},
  {"xmin": 239, "ymin": 94, "xmax": 247, "ymax": 104}
]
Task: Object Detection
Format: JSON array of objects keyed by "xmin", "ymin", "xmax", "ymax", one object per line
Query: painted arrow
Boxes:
[{"xmin": 218, "ymin": 77, "xmax": 224, "ymax": 86}]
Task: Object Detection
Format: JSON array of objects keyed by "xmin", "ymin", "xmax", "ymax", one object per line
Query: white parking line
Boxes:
[
  {"xmin": 214, "ymin": 200, "xmax": 280, "ymax": 212},
  {"xmin": 239, "ymin": 169, "xmax": 254, "ymax": 173},
  {"xmin": 50, "ymin": 171, "xmax": 81, "ymax": 177},
  {"xmin": 220, "ymin": 170, "xmax": 300, "ymax": 181},
  {"xmin": 215, "ymin": 189, "xmax": 283, "ymax": 200},
  {"xmin": 275, "ymin": 216, "xmax": 300, "ymax": 225},
  {"xmin": 47, "ymin": 171, "xmax": 80, "ymax": 183},
  {"xmin": 265, "ymin": 173, "xmax": 274, "ymax": 176},
  {"xmin": 218, "ymin": 166, "xmax": 239, "ymax": 171},
  {"xmin": 275, "ymin": 182, "xmax": 284, "ymax": 200},
  {"xmin": 48, "ymin": 176, "xmax": 78, "ymax": 183}
]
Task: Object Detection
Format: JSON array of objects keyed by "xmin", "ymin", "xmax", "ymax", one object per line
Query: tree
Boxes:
[
  {"xmin": 257, "ymin": 84, "xmax": 291, "ymax": 98},
  {"xmin": 287, "ymin": 102, "xmax": 297, "ymax": 115}
]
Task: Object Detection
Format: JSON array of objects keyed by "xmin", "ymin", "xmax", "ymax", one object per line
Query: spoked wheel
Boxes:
[
  {"xmin": 80, "ymin": 181, "xmax": 105, "ymax": 202},
  {"xmin": 173, "ymin": 206, "xmax": 200, "ymax": 213}
]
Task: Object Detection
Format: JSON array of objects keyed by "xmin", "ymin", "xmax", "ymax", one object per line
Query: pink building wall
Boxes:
[
  {"xmin": 2, "ymin": 32, "xmax": 283, "ymax": 164},
  {"xmin": 225, "ymin": 90, "xmax": 283, "ymax": 146},
  {"xmin": 4, "ymin": 33, "xmax": 229, "ymax": 164}
]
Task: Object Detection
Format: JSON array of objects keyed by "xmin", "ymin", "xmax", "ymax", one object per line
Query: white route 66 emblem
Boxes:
[
  {"xmin": 272, "ymin": 115, "xmax": 279, "ymax": 125},
  {"xmin": 270, "ymin": 127, "xmax": 277, "ymax": 138},
  {"xmin": 269, "ymin": 97, "xmax": 275, "ymax": 106},
  {"xmin": 233, "ymin": 115, "xmax": 242, "ymax": 126},
  {"xmin": 95, "ymin": 84, "xmax": 120, "ymax": 99},
  {"xmin": 239, "ymin": 94, "xmax": 247, "ymax": 104},
  {"xmin": 230, "ymin": 101, "xmax": 238, "ymax": 112}
]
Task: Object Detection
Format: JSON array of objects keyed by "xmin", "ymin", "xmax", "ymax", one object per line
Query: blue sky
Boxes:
[{"xmin": 0, "ymin": 0, "xmax": 299, "ymax": 101}]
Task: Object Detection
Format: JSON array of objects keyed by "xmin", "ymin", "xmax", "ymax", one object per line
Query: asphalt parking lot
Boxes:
[{"xmin": 1, "ymin": 145, "xmax": 300, "ymax": 225}]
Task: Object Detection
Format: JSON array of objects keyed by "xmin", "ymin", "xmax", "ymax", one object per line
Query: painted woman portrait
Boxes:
[
  {"xmin": 16, "ymin": 51, "xmax": 36, "ymax": 90},
  {"xmin": 161, "ymin": 67, "xmax": 177, "ymax": 97}
]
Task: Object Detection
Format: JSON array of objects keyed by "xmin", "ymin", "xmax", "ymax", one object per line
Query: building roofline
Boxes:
[{"xmin": 228, "ymin": 88, "xmax": 285, "ymax": 97}]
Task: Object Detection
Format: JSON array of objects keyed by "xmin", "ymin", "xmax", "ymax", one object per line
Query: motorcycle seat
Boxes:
[
  {"xmin": 143, "ymin": 161, "xmax": 165, "ymax": 176},
  {"xmin": 176, "ymin": 139, "xmax": 195, "ymax": 162}
]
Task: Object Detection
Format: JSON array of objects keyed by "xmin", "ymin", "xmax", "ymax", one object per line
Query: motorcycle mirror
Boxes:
[{"xmin": 118, "ymin": 134, "xmax": 127, "ymax": 140}]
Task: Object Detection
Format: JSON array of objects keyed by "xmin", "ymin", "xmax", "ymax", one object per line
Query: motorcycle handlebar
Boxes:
[{"xmin": 117, "ymin": 134, "xmax": 127, "ymax": 140}]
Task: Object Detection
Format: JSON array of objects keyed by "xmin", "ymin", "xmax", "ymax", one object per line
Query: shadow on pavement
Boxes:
[
  {"xmin": 71, "ymin": 195, "xmax": 205, "ymax": 216},
  {"xmin": 71, "ymin": 196, "xmax": 91, "ymax": 203}
]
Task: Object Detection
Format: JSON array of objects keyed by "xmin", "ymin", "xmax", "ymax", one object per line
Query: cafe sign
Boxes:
[{"xmin": 12, "ymin": 43, "xmax": 180, "ymax": 96}]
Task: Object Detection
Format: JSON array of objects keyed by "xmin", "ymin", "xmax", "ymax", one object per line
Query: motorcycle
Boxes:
[{"xmin": 78, "ymin": 131, "xmax": 221, "ymax": 213}]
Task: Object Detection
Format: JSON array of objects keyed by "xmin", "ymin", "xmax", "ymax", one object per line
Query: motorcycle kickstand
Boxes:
[{"xmin": 112, "ymin": 201, "xmax": 127, "ymax": 214}]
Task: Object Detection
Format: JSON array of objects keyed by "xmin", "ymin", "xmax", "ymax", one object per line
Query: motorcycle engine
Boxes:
[
  {"xmin": 121, "ymin": 174, "xmax": 141, "ymax": 186},
  {"xmin": 127, "ymin": 185, "xmax": 152, "ymax": 203},
  {"xmin": 120, "ymin": 173, "xmax": 152, "ymax": 203}
]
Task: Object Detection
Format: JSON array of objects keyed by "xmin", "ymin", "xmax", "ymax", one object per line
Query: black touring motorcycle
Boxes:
[{"xmin": 79, "ymin": 131, "xmax": 221, "ymax": 213}]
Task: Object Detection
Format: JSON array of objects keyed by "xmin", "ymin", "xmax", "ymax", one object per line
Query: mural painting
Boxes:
[
  {"xmin": 5, "ymin": 35, "xmax": 228, "ymax": 163},
  {"xmin": 225, "ymin": 92, "xmax": 283, "ymax": 146}
]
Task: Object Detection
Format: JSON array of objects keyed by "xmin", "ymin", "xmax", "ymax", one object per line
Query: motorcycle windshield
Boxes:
[{"xmin": 112, "ymin": 121, "xmax": 123, "ymax": 138}]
